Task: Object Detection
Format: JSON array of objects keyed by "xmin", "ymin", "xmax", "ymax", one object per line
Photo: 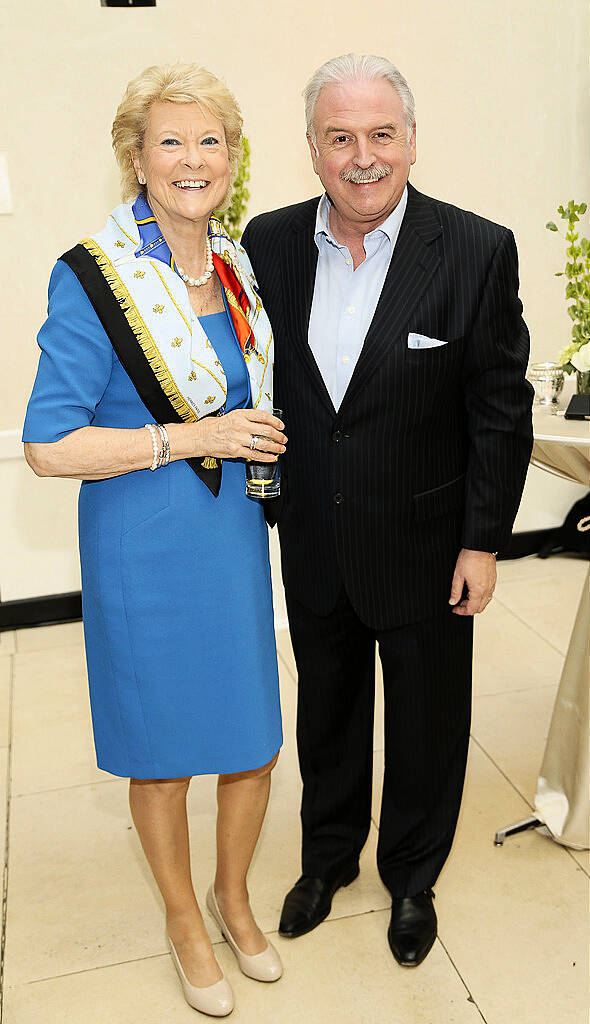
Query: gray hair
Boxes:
[{"xmin": 303, "ymin": 53, "xmax": 415, "ymax": 149}]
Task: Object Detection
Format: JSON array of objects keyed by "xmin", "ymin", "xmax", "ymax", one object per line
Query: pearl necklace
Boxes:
[{"xmin": 175, "ymin": 236, "xmax": 214, "ymax": 287}]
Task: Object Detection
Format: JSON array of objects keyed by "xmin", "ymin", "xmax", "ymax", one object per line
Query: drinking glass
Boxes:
[{"xmin": 245, "ymin": 408, "xmax": 282, "ymax": 500}]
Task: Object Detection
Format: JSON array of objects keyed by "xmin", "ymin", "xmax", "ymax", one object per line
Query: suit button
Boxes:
[
  {"xmin": 332, "ymin": 430, "xmax": 342, "ymax": 443},
  {"xmin": 333, "ymin": 492, "xmax": 343, "ymax": 505}
]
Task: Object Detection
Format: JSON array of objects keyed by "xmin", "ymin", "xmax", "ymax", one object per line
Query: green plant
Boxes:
[
  {"xmin": 546, "ymin": 200, "xmax": 590, "ymax": 372},
  {"xmin": 215, "ymin": 136, "xmax": 251, "ymax": 240}
]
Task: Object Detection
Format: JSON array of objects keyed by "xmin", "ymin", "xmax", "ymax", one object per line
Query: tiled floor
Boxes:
[{"xmin": 1, "ymin": 555, "xmax": 588, "ymax": 1023}]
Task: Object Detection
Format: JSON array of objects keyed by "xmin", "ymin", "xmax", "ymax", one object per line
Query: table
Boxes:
[{"xmin": 495, "ymin": 402, "xmax": 589, "ymax": 850}]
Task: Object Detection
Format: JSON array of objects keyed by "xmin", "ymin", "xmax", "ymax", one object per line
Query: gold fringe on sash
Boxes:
[{"xmin": 81, "ymin": 238, "xmax": 198, "ymax": 423}]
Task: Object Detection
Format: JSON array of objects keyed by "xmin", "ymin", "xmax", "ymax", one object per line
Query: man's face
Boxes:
[{"xmin": 307, "ymin": 77, "xmax": 416, "ymax": 232}]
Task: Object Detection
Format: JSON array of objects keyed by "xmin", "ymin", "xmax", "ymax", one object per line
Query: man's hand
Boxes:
[{"xmin": 449, "ymin": 548, "xmax": 497, "ymax": 616}]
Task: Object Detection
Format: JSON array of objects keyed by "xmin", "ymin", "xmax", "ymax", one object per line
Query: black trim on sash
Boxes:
[{"xmin": 60, "ymin": 244, "xmax": 222, "ymax": 496}]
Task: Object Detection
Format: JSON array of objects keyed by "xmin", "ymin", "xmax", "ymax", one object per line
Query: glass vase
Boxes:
[{"xmin": 576, "ymin": 370, "xmax": 590, "ymax": 395}]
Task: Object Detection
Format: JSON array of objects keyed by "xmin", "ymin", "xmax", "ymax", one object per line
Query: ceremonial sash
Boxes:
[{"xmin": 60, "ymin": 202, "xmax": 273, "ymax": 497}]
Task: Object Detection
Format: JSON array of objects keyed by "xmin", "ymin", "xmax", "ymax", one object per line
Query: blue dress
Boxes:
[{"xmin": 23, "ymin": 261, "xmax": 282, "ymax": 778}]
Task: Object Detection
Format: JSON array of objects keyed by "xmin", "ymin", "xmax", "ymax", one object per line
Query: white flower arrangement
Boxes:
[{"xmin": 571, "ymin": 343, "xmax": 590, "ymax": 373}]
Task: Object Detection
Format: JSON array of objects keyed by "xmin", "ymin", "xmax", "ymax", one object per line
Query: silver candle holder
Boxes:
[{"xmin": 528, "ymin": 362, "xmax": 565, "ymax": 406}]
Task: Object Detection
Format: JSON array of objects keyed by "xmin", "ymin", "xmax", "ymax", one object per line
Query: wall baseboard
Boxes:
[
  {"xmin": 0, "ymin": 592, "xmax": 290, "ymax": 633},
  {"xmin": 0, "ymin": 528, "xmax": 562, "ymax": 633},
  {"xmin": 0, "ymin": 591, "xmax": 82, "ymax": 632}
]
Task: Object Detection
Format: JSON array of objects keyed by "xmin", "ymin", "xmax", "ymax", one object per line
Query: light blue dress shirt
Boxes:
[{"xmin": 308, "ymin": 186, "xmax": 408, "ymax": 410}]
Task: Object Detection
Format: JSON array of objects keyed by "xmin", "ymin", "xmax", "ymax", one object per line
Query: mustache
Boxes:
[{"xmin": 339, "ymin": 164, "xmax": 392, "ymax": 184}]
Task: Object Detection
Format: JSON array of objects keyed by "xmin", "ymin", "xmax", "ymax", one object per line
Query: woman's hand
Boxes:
[
  {"xmin": 195, "ymin": 409, "xmax": 287, "ymax": 463},
  {"xmin": 23, "ymin": 410, "xmax": 287, "ymax": 482}
]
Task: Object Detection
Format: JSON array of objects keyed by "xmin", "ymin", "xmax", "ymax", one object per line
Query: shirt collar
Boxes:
[
  {"xmin": 132, "ymin": 192, "xmax": 176, "ymax": 267},
  {"xmin": 314, "ymin": 184, "xmax": 408, "ymax": 252}
]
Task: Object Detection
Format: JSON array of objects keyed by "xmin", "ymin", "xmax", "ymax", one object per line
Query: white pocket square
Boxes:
[{"xmin": 407, "ymin": 332, "xmax": 447, "ymax": 349}]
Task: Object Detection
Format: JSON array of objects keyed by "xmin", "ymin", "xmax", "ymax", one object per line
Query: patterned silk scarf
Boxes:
[{"xmin": 80, "ymin": 196, "xmax": 274, "ymax": 424}]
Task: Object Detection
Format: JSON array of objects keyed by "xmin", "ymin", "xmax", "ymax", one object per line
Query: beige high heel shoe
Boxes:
[
  {"xmin": 206, "ymin": 886, "xmax": 283, "ymax": 983},
  {"xmin": 167, "ymin": 935, "xmax": 234, "ymax": 1016}
]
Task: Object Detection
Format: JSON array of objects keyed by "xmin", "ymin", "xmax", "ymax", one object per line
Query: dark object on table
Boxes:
[
  {"xmin": 499, "ymin": 493, "xmax": 590, "ymax": 560},
  {"xmin": 101, "ymin": 1, "xmax": 156, "ymax": 7},
  {"xmin": 564, "ymin": 393, "xmax": 590, "ymax": 420},
  {"xmin": 537, "ymin": 491, "xmax": 590, "ymax": 558}
]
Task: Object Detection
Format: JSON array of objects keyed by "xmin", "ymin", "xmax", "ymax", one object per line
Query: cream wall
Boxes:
[{"xmin": 1, "ymin": 0, "xmax": 588, "ymax": 601}]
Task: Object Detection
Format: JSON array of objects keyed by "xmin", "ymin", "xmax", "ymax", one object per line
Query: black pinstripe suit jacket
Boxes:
[{"xmin": 242, "ymin": 182, "xmax": 533, "ymax": 630}]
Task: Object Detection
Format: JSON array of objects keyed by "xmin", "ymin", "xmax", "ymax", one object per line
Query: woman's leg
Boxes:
[
  {"xmin": 214, "ymin": 753, "xmax": 279, "ymax": 954},
  {"xmin": 129, "ymin": 777, "xmax": 221, "ymax": 987}
]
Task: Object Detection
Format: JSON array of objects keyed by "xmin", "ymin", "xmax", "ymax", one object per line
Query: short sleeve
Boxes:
[{"xmin": 22, "ymin": 260, "xmax": 114, "ymax": 442}]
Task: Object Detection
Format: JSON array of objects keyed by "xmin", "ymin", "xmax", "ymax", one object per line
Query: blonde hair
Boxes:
[{"xmin": 112, "ymin": 63, "xmax": 243, "ymax": 208}]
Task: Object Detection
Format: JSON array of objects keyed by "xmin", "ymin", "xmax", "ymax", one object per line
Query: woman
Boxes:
[{"xmin": 23, "ymin": 64, "xmax": 287, "ymax": 1017}]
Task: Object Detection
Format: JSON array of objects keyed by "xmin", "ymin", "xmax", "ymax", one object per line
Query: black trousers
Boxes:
[{"xmin": 285, "ymin": 588, "xmax": 474, "ymax": 898}]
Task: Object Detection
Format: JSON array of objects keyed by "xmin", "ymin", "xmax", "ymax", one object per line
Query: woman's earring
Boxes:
[{"xmin": 138, "ymin": 173, "xmax": 146, "ymax": 185}]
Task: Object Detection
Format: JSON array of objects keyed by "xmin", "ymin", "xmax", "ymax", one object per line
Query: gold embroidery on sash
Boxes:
[
  {"xmin": 190, "ymin": 358, "xmax": 227, "ymax": 396},
  {"xmin": 150, "ymin": 261, "xmax": 192, "ymax": 335},
  {"xmin": 201, "ymin": 456, "xmax": 218, "ymax": 469},
  {"xmin": 80, "ymin": 238, "xmax": 198, "ymax": 423},
  {"xmin": 110, "ymin": 213, "xmax": 138, "ymax": 246}
]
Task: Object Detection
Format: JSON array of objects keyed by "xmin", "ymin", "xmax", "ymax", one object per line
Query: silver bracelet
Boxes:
[
  {"xmin": 156, "ymin": 423, "xmax": 170, "ymax": 468},
  {"xmin": 145, "ymin": 423, "xmax": 161, "ymax": 471}
]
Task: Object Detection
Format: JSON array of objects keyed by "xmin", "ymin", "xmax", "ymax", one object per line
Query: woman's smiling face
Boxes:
[{"xmin": 132, "ymin": 101, "xmax": 230, "ymax": 227}]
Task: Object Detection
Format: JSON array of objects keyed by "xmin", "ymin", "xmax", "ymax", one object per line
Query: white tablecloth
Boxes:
[{"xmin": 531, "ymin": 404, "xmax": 589, "ymax": 849}]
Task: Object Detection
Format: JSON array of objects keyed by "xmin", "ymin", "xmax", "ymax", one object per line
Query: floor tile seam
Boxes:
[
  {"xmin": 473, "ymin": 684, "xmax": 559, "ymax": 698},
  {"xmin": 468, "ymin": 743, "xmax": 590, "ymax": 881},
  {"xmin": 14, "ymin": 908, "xmax": 393, "ymax": 987},
  {"xmin": 492, "ymin": 595, "xmax": 569, "ymax": 658},
  {"xmin": 495, "ymin": 573, "xmax": 587, "ymax": 593},
  {"xmin": 12, "ymin": 777, "xmax": 124, "ymax": 800},
  {"xmin": 1, "ymin": 653, "xmax": 15, "ymax": 1024},
  {"xmin": 14, "ymin": 626, "xmax": 84, "ymax": 652},
  {"xmin": 467, "ymin": 734, "xmax": 590, "ymax": 875},
  {"xmin": 15, "ymin": 940, "xmax": 242, "ymax": 988},
  {"xmin": 277, "ymin": 650, "xmax": 297, "ymax": 683},
  {"xmin": 436, "ymin": 934, "xmax": 489, "ymax": 1023},
  {"xmin": 13, "ymin": 642, "xmax": 86, "ymax": 659},
  {"xmin": 472, "ymin": 682, "xmax": 559, "ymax": 702},
  {"xmin": 566, "ymin": 851, "xmax": 590, "ymax": 879},
  {"xmin": 468, "ymin": 734, "xmax": 537, "ymax": 811},
  {"xmin": 14, "ymin": 949, "xmax": 173, "ymax": 987}
]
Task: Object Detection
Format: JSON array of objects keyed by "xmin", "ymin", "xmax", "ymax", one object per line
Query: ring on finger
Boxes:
[{"xmin": 250, "ymin": 434, "xmax": 259, "ymax": 451}]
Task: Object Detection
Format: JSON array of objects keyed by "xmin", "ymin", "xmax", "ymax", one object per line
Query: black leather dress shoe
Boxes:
[
  {"xmin": 279, "ymin": 863, "xmax": 360, "ymax": 938},
  {"xmin": 387, "ymin": 889, "xmax": 437, "ymax": 967}
]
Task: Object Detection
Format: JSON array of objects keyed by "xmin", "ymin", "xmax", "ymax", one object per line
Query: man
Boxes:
[{"xmin": 241, "ymin": 54, "xmax": 533, "ymax": 967}]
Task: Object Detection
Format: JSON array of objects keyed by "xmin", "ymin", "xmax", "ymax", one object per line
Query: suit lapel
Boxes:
[
  {"xmin": 281, "ymin": 200, "xmax": 335, "ymax": 414},
  {"xmin": 339, "ymin": 184, "xmax": 443, "ymax": 413}
]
